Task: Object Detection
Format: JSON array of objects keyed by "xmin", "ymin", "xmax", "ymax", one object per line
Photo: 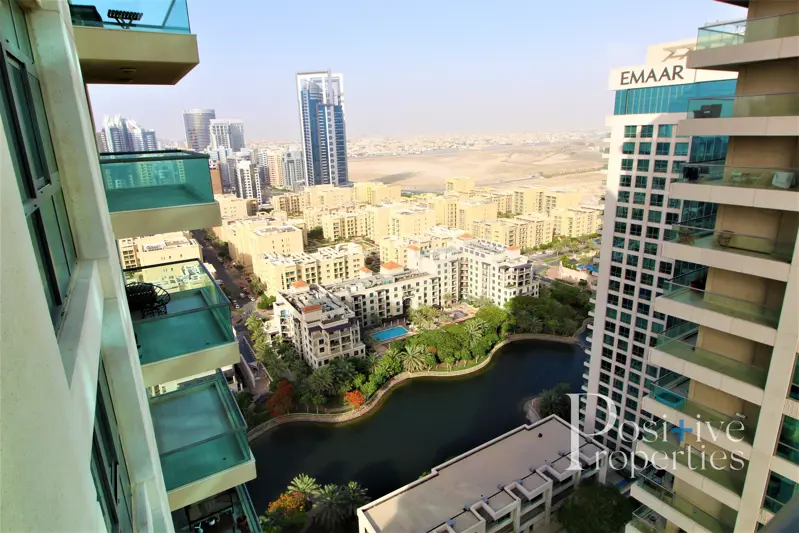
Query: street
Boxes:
[{"xmin": 191, "ymin": 230, "xmax": 253, "ymax": 309}]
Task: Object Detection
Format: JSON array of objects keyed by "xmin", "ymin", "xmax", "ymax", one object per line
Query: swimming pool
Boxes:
[{"xmin": 370, "ymin": 326, "xmax": 410, "ymax": 343}]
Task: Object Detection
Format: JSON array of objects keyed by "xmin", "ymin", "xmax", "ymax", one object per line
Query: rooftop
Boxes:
[
  {"xmin": 326, "ymin": 269, "xmax": 432, "ymax": 292},
  {"xmin": 360, "ymin": 417, "xmax": 602, "ymax": 533},
  {"xmin": 280, "ymin": 284, "xmax": 352, "ymax": 316}
]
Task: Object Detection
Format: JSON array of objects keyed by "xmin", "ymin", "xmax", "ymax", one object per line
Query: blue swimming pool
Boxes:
[{"xmin": 371, "ymin": 326, "xmax": 410, "ymax": 343}]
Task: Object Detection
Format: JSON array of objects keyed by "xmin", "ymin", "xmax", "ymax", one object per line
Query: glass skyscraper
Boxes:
[
  {"xmin": 296, "ymin": 70, "xmax": 349, "ymax": 187},
  {"xmin": 183, "ymin": 108, "xmax": 216, "ymax": 151}
]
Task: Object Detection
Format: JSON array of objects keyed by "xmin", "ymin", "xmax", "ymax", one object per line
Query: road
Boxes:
[{"xmin": 191, "ymin": 230, "xmax": 252, "ymax": 309}]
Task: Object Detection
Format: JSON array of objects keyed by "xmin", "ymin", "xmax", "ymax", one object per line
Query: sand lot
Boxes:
[{"xmin": 348, "ymin": 143, "xmax": 606, "ymax": 198}]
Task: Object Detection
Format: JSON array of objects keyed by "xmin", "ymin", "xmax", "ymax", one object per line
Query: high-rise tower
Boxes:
[
  {"xmin": 209, "ymin": 119, "xmax": 246, "ymax": 152},
  {"xmin": 296, "ymin": 70, "xmax": 349, "ymax": 187},
  {"xmin": 182, "ymin": 108, "xmax": 215, "ymax": 151}
]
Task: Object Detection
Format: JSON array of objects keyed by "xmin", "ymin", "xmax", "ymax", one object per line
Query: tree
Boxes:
[
  {"xmin": 308, "ymin": 226, "xmax": 324, "ymax": 240},
  {"xmin": 258, "ymin": 295, "xmax": 276, "ymax": 309},
  {"xmin": 463, "ymin": 319, "xmax": 486, "ymax": 349},
  {"xmin": 310, "ymin": 393, "xmax": 327, "ymax": 414},
  {"xmin": 331, "ymin": 358, "xmax": 357, "ymax": 395},
  {"xmin": 344, "ymin": 390, "xmax": 365, "ymax": 409},
  {"xmin": 268, "ymin": 491, "xmax": 306, "ymax": 516},
  {"xmin": 557, "ymin": 482, "xmax": 633, "ymax": 533},
  {"xmin": 246, "ymin": 314, "xmax": 264, "ymax": 338},
  {"xmin": 409, "ymin": 305, "xmax": 440, "ymax": 330},
  {"xmin": 342, "ymin": 481, "xmax": 369, "ymax": 516},
  {"xmin": 442, "ymin": 292, "xmax": 454, "ymax": 306},
  {"xmin": 313, "ymin": 484, "xmax": 347, "ymax": 529},
  {"xmin": 538, "ymin": 382, "xmax": 572, "ymax": 421},
  {"xmin": 265, "ymin": 380, "xmax": 294, "ymax": 416},
  {"xmin": 307, "ymin": 365, "xmax": 336, "ymax": 396},
  {"xmin": 443, "ymin": 355, "xmax": 455, "ymax": 370},
  {"xmin": 287, "ymin": 474, "xmax": 320, "ymax": 506},
  {"xmin": 402, "ymin": 344, "xmax": 429, "ymax": 373}
]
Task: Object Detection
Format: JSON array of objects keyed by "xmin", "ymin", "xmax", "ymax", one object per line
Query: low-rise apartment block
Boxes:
[
  {"xmin": 322, "ymin": 209, "xmax": 369, "ymax": 241},
  {"xmin": 117, "ymin": 231, "xmax": 203, "ymax": 270},
  {"xmin": 326, "ymin": 262, "xmax": 440, "ymax": 329},
  {"xmin": 358, "ymin": 416, "xmax": 608, "ymax": 533},
  {"xmin": 305, "ymin": 183, "xmax": 356, "ymax": 209},
  {"xmin": 445, "ymin": 176, "xmax": 476, "ymax": 193},
  {"xmin": 215, "ymin": 193, "xmax": 258, "ymax": 218},
  {"xmin": 457, "ymin": 199, "xmax": 498, "ymax": 230},
  {"xmin": 254, "ymin": 243, "xmax": 365, "ymax": 296},
  {"xmin": 471, "ymin": 214, "xmax": 555, "ymax": 250},
  {"xmin": 389, "ymin": 206, "xmax": 438, "ymax": 237},
  {"xmin": 273, "ymin": 281, "xmax": 366, "ymax": 368},
  {"xmin": 459, "ymin": 239, "xmax": 539, "ymax": 306},
  {"xmin": 378, "ymin": 226, "xmax": 464, "ymax": 266},
  {"xmin": 354, "ymin": 181, "xmax": 403, "ymax": 204},
  {"xmin": 215, "ymin": 219, "xmax": 305, "ymax": 271},
  {"xmin": 550, "ymin": 207, "xmax": 602, "ymax": 238},
  {"xmin": 271, "ymin": 191, "xmax": 304, "ymax": 215}
]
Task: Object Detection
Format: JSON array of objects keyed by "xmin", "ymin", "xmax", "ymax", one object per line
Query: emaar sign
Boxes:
[{"xmin": 619, "ymin": 65, "xmax": 685, "ymax": 86}]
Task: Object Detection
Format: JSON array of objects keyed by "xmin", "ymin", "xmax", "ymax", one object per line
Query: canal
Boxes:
[{"xmin": 247, "ymin": 338, "xmax": 587, "ymax": 511}]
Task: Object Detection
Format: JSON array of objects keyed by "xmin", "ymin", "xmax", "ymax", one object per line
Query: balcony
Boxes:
[
  {"xmin": 690, "ymin": 12, "xmax": 799, "ymax": 70},
  {"xmin": 664, "ymin": 221, "xmax": 794, "ymax": 282},
  {"xmin": 171, "ymin": 484, "xmax": 261, "ymax": 532},
  {"xmin": 649, "ymin": 323, "xmax": 767, "ymax": 404},
  {"xmin": 632, "ymin": 476, "xmax": 735, "ymax": 533},
  {"xmin": 627, "ymin": 506, "xmax": 667, "ymax": 533},
  {"xmin": 643, "ymin": 373, "xmax": 756, "ymax": 457},
  {"xmin": 672, "ymin": 162, "xmax": 798, "ymax": 212},
  {"xmin": 126, "ymin": 260, "xmax": 237, "ymax": 388},
  {"xmin": 655, "ymin": 268, "xmax": 780, "ymax": 345},
  {"xmin": 679, "ymin": 93, "xmax": 799, "ymax": 137},
  {"xmin": 100, "ymin": 151, "xmax": 221, "ymax": 238},
  {"xmin": 69, "ymin": 1, "xmax": 199, "ymax": 84},
  {"xmin": 150, "ymin": 372, "xmax": 255, "ymax": 510}
]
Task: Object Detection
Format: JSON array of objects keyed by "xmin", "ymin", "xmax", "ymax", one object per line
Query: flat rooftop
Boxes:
[
  {"xmin": 361, "ymin": 417, "xmax": 597, "ymax": 533},
  {"xmin": 280, "ymin": 285, "xmax": 351, "ymax": 315},
  {"xmin": 326, "ymin": 269, "xmax": 432, "ymax": 292}
]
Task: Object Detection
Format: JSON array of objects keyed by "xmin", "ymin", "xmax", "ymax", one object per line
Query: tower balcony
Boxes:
[{"xmin": 678, "ymin": 93, "xmax": 799, "ymax": 137}]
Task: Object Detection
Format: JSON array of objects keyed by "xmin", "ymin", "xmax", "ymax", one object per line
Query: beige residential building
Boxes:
[
  {"xmin": 302, "ymin": 203, "xmax": 360, "ymax": 228},
  {"xmin": 213, "ymin": 218, "xmax": 305, "ymax": 271},
  {"xmin": 254, "ymin": 243, "xmax": 365, "ymax": 296},
  {"xmin": 378, "ymin": 226, "xmax": 464, "ymax": 267},
  {"xmin": 544, "ymin": 188, "xmax": 582, "ymax": 213},
  {"xmin": 513, "ymin": 186, "xmax": 547, "ymax": 215},
  {"xmin": 266, "ymin": 150, "xmax": 284, "ymax": 188},
  {"xmin": 481, "ymin": 189, "xmax": 515, "ymax": 214},
  {"xmin": 550, "ymin": 208, "xmax": 602, "ymax": 237},
  {"xmin": 271, "ymin": 192, "xmax": 304, "ymax": 215},
  {"xmin": 445, "ymin": 176, "xmax": 475, "ymax": 193},
  {"xmin": 354, "ymin": 181, "xmax": 402, "ymax": 204},
  {"xmin": 215, "ymin": 193, "xmax": 257, "ymax": 219},
  {"xmin": 272, "ymin": 282, "xmax": 366, "ymax": 369},
  {"xmin": 326, "ymin": 263, "xmax": 440, "ymax": 329},
  {"xmin": 618, "ymin": 5, "xmax": 799, "ymax": 533},
  {"xmin": 471, "ymin": 213, "xmax": 555, "ymax": 250},
  {"xmin": 457, "ymin": 199, "xmax": 498, "ymax": 230},
  {"xmin": 389, "ymin": 207, "xmax": 438, "ymax": 237},
  {"xmin": 321, "ymin": 210, "xmax": 369, "ymax": 241},
  {"xmin": 516, "ymin": 213, "xmax": 557, "ymax": 247},
  {"xmin": 358, "ymin": 416, "xmax": 608, "ymax": 533},
  {"xmin": 425, "ymin": 194, "xmax": 460, "ymax": 227},
  {"xmin": 210, "ymin": 165, "xmax": 223, "ymax": 194},
  {"xmin": 365, "ymin": 201, "xmax": 410, "ymax": 239},
  {"xmin": 117, "ymin": 232, "xmax": 203, "ymax": 270},
  {"xmin": 305, "ymin": 184, "xmax": 355, "ymax": 209}
]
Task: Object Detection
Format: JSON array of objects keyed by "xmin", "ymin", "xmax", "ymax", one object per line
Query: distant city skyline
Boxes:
[{"xmin": 88, "ymin": 1, "xmax": 744, "ymax": 141}]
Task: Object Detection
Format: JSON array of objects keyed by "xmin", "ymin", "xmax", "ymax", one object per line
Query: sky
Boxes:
[{"xmin": 88, "ymin": 0, "xmax": 745, "ymax": 142}]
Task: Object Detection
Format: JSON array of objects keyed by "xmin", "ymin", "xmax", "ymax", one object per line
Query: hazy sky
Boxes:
[{"xmin": 88, "ymin": 0, "xmax": 744, "ymax": 142}]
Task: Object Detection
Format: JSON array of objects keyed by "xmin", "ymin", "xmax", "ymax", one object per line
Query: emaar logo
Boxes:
[
  {"xmin": 564, "ymin": 393, "xmax": 747, "ymax": 475},
  {"xmin": 619, "ymin": 65, "xmax": 685, "ymax": 86}
]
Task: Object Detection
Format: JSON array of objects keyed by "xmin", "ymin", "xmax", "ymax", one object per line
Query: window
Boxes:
[
  {"xmin": 640, "ymin": 288, "xmax": 652, "ymax": 301},
  {"xmin": 607, "ymin": 296, "xmax": 618, "ymax": 308},
  {"xmin": 624, "ymin": 125, "xmax": 637, "ymax": 138},
  {"xmin": 627, "ymin": 255, "xmax": 639, "ymax": 267},
  {"xmin": 640, "ymin": 273, "xmax": 654, "ymax": 286},
  {"xmin": 619, "ymin": 326, "xmax": 631, "ymax": 338},
  {"xmin": 633, "ymin": 192, "xmax": 646, "ymax": 205},
  {"xmin": 637, "ymin": 302, "xmax": 650, "ymax": 315},
  {"xmin": 631, "ymin": 208, "xmax": 644, "ymax": 221},
  {"xmin": 621, "ymin": 312, "xmax": 632, "ymax": 325},
  {"xmin": 637, "ymin": 159, "xmax": 650, "ymax": 172},
  {"xmin": 672, "ymin": 160, "xmax": 683, "ymax": 174},
  {"xmin": 610, "ymin": 265, "xmax": 622, "ymax": 278},
  {"xmin": 658, "ymin": 124, "xmax": 674, "ymax": 137},
  {"xmin": 635, "ymin": 175, "xmax": 648, "ymax": 188},
  {"xmin": 668, "ymin": 198, "xmax": 681, "ymax": 209},
  {"xmin": 611, "ymin": 251, "xmax": 623, "ymax": 263},
  {"xmin": 618, "ymin": 191, "xmax": 630, "ymax": 203},
  {"xmin": 646, "ymin": 227, "xmax": 660, "ymax": 239},
  {"xmin": 620, "ymin": 175, "xmax": 632, "ymax": 187},
  {"xmin": 674, "ymin": 142, "xmax": 689, "ymax": 156},
  {"xmin": 614, "ymin": 378, "xmax": 625, "ymax": 391},
  {"xmin": 622, "ymin": 141, "xmax": 635, "ymax": 154},
  {"xmin": 643, "ymin": 258, "xmax": 656, "ymax": 271},
  {"xmin": 623, "ymin": 284, "xmax": 635, "ymax": 296},
  {"xmin": 629, "ymin": 373, "xmax": 641, "ymax": 385},
  {"xmin": 629, "ymin": 224, "xmax": 642, "ymax": 237},
  {"xmin": 616, "ymin": 206, "xmax": 628, "ymax": 218},
  {"xmin": 600, "ymin": 373, "xmax": 610, "ymax": 384},
  {"xmin": 646, "ymin": 366, "xmax": 659, "ymax": 378},
  {"xmin": 644, "ymin": 242, "xmax": 658, "ymax": 255},
  {"xmin": 632, "ymin": 345, "xmax": 645, "ymax": 358},
  {"xmin": 622, "ymin": 298, "xmax": 634, "ymax": 310},
  {"xmin": 627, "ymin": 239, "xmax": 640, "ymax": 252},
  {"xmin": 638, "ymin": 142, "xmax": 652, "ymax": 155},
  {"xmin": 609, "ymin": 280, "xmax": 620, "ymax": 292},
  {"xmin": 634, "ymin": 331, "xmax": 647, "ymax": 344},
  {"xmin": 2, "ymin": 12, "xmax": 77, "ymax": 328},
  {"xmin": 636, "ymin": 317, "xmax": 649, "ymax": 330},
  {"xmin": 655, "ymin": 142, "xmax": 670, "ymax": 155},
  {"xmin": 605, "ymin": 321, "xmax": 616, "ymax": 333},
  {"xmin": 614, "ymin": 80, "xmax": 737, "ymax": 115},
  {"xmin": 666, "ymin": 212, "xmax": 679, "ymax": 225},
  {"xmin": 650, "ymin": 194, "xmax": 664, "ymax": 207},
  {"xmin": 613, "ymin": 237, "xmax": 625, "ymax": 249},
  {"xmin": 648, "ymin": 210, "xmax": 662, "ymax": 223},
  {"xmin": 604, "ymin": 334, "xmax": 614, "ymax": 347},
  {"xmin": 654, "ymin": 160, "xmax": 669, "ymax": 173},
  {"xmin": 614, "ymin": 221, "xmax": 627, "ymax": 234},
  {"xmin": 652, "ymin": 177, "xmax": 666, "ymax": 190},
  {"xmin": 659, "ymin": 263, "xmax": 673, "ymax": 275},
  {"xmin": 617, "ymin": 339, "xmax": 628, "ymax": 353},
  {"xmin": 640, "ymin": 125, "xmax": 654, "ymax": 138},
  {"xmin": 654, "ymin": 311, "xmax": 666, "ymax": 321},
  {"xmin": 621, "ymin": 159, "xmax": 634, "ymax": 171},
  {"xmin": 626, "ymin": 398, "xmax": 638, "ymax": 410}
]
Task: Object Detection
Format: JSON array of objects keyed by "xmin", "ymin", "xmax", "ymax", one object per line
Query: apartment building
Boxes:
[
  {"xmin": 378, "ymin": 226, "xmax": 465, "ymax": 266},
  {"xmin": 550, "ymin": 207, "xmax": 603, "ymax": 238},
  {"xmin": 273, "ymin": 282, "xmax": 366, "ymax": 368},
  {"xmin": 305, "ymin": 183, "xmax": 356, "ymax": 208},
  {"xmin": 621, "ymin": 6, "xmax": 799, "ymax": 533},
  {"xmin": 389, "ymin": 207, "xmax": 438, "ymax": 237},
  {"xmin": 406, "ymin": 246, "xmax": 466, "ymax": 305},
  {"xmin": 513, "ymin": 186, "xmax": 547, "ymax": 215},
  {"xmin": 458, "ymin": 239, "xmax": 540, "ymax": 306},
  {"xmin": 445, "ymin": 176, "xmax": 476, "ymax": 193},
  {"xmin": 215, "ymin": 218, "xmax": 305, "ymax": 271},
  {"xmin": 457, "ymin": 199, "xmax": 499, "ymax": 230},
  {"xmin": 354, "ymin": 181, "xmax": 403, "ymax": 204},
  {"xmin": 471, "ymin": 214, "xmax": 555, "ymax": 250},
  {"xmin": 326, "ymin": 263, "xmax": 440, "ymax": 329},
  {"xmin": 321, "ymin": 209, "xmax": 369, "ymax": 241},
  {"xmin": 271, "ymin": 191, "xmax": 304, "ymax": 215},
  {"xmin": 216, "ymin": 193, "xmax": 258, "ymax": 218},
  {"xmin": 358, "ymin": 416, "xmax": 608, "ymax": 533},
  {"xmin": 254, "ymin": 243, "xmax": 365, "ymax": 296},
  {"xmin": 544, "ymin": 188, "xmax": 583, "ymax": 213},
  {"xmin": 425, "ymin": 194, "xmax": 461, "ymax": 227},
  {"xmin": 581, "ymin": 38, "xmax": 737, "ymax": 462},
  {"xmin": 117, "ymin": 232, "xmax": 203, "ymax": 270},
  {"xmin": 0, "ymin": 2, "xmax": 258, "ymax": 531},
  {"xmin": 210, "ymin": 163, "xmax": 223, "ymax": 194},
  {"xmin": 481, "ymin": 189, "xmax": 516, "ymax": 214}
]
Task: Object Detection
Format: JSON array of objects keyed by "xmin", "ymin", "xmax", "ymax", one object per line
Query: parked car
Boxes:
[{"xmin": 239, "ymin": 292, "xmax": 245, "ymax": 299}]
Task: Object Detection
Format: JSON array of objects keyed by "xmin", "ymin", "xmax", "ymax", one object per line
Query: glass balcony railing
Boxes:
[
  {"xmin": 656, "ymin": 323, "xmax": 769, "ymax": 388},
  {"xmin": 687, "ymin": 93, "xmax": 799, "ymax": 119},
  {"xmin": 100, "ymin": 150, "xmax": 214, "ymax": 213},
  {"xmin": 637, "ymin": 476, "xmax": 735, "ymax": 533},
  {"xmin": 172, "ymin": 484, "xmax": 262, "ymax": 533},
  {"xmin": 668, "ymin": 222, "xmax": 795, "ymax": 264},
  {"xmin": 150, "ymin": 371, "xmax": 251, "ymax": 492},
  {"xmin": 696, "ymin": 12, "xmax": 799, "ymax": 50},
  {"xmin": 677, "ymin": 161, "xmax": 798, "ymax": 193},
  {"xmin": 125, "ymin": 259, "xmax": 234, "ymax": 367},
  {"xmin": 69, "ymin": 0, "xmax": 191, "ymax": 33},
  {"xmin": 660, "ymin": 267, "xmax": 781, "ymax": 329},
  {"xmin": 648, "ymin": 373, "xmax": 757, "ymax": 444},
  {"xmin": 777, "ymin": 416, "xmax": 799, "ymax": 466},
  {"xmin": 629, "ymin": 506, "xmax": 666, "ymax": 533}
]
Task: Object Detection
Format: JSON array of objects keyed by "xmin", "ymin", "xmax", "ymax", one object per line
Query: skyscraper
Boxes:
[
  {"xmin": 581, "ymin": 39, "xmax": 736, "ymax": 457},
  {"xmin": 100, "ymin": 115, "xmax": 158, "ymax": 153},
  {"xmin": 296, "ymin": 70, "xmax": 349, "ymax": 187},
  {"xmin": 183, "ymin": 108, "xmax": 215, "ymax": 151},
  {"xmin": 266, "ymin": 150, "xmax": 284, "ymax": 188},
  {"xmin": 209, "ymin": 119, "xmax": 246, "ymax": 152},
  {"xmin": 234, "ymin": 160, "xmax": 263, "ymax": 204},
  {"xmin": 621, "ymin": 4, "xmax": 799, "ymax": 533},
  {"xmin": 282, "ymin": 148, "xmax": 305, "ymax": 190}
]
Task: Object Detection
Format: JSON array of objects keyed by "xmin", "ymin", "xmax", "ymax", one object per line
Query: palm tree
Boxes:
[
  {"xmin": 463, "ymin": 319, "xmax": 486, "ymax": 348},
  {"xmin": 342, "ymin": 481, "xmax": 369, "ymax": 515},
  {"xmin": 310, "ymin": 393, "xmax": 327, "ymax": 414},
  {"xmin": 529, "ymin": 317, "xmax": 544, "ymax": 334},
  {"xmin": 307, "ymin": 366, "xmax": 335, "ymax": 396},
  {"xmin": 313, "ymin": 484, "xmax": 347, "ymax": 529},
  {"xmin": 538, "ymin": 383, "xmax": 572, "ymax": 420},
  {"xmin": 332, "ymin": 358, "xmax": 356, "ymax": 394},
  {"xmin": 382, "ymin": 346, "xmax": 402, "ymax": 361},
  {"xmin": 287, "ymin": 474, "xmax": 320, "ymax": 507},
  {"xmin": 402, "ymin": 344, "xmax": 428, "ymax": 373},
  {"xmin": 246, "ymin": 314, "xmax": 264, "ymax": 338}
]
